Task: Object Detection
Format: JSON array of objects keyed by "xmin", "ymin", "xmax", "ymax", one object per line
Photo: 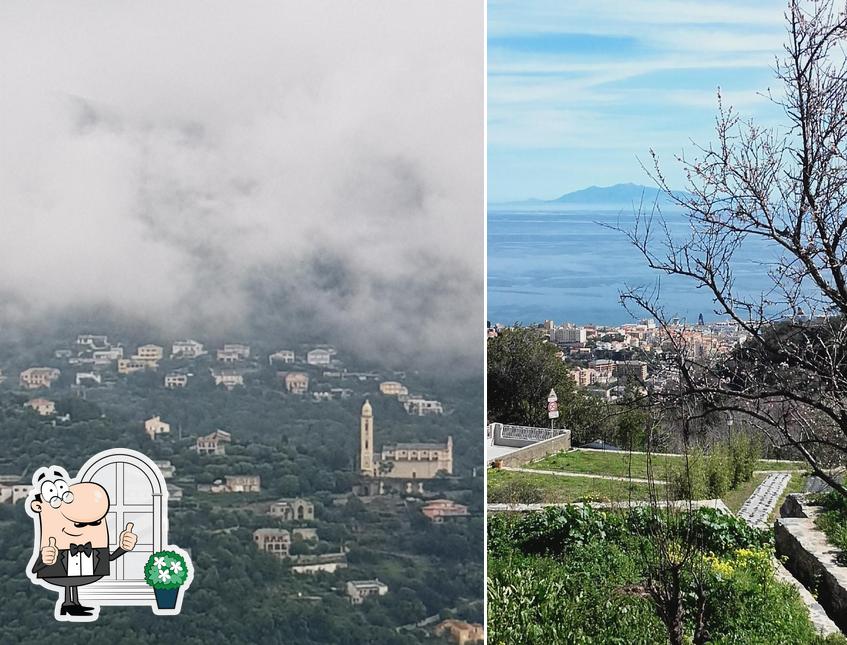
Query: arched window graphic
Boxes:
[
  {"xmin": 76, "ymin": 450, "xmax": 166, "ymax": 607},
  {"xmin": 297, "ymin": 505, "xmax": 304, "ymax": 520}
]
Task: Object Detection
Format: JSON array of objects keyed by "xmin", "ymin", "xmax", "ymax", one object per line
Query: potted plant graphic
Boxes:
[{"xmin": 144, "ymin": 549, "xmax": 190, "ymax": 610}]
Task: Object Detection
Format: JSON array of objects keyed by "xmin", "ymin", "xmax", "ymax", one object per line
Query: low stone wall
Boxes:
[
  {"xmin": 776, "ymin": 494, "xmax": 847, "ymax": 633},
  {"xmin": 491, "ymin": 432, "xmax": 571, "ymax": 468}
]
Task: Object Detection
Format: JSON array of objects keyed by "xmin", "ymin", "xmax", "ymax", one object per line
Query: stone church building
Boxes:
[{"xmin": 356, "ymin": 399, "xmax": 452, "ymax": 494}]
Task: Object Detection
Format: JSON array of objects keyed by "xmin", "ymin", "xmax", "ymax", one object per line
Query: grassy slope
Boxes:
[
  {"xmin": 491, "ymin": 451, "xmax": 809, "ymax": 509},
  {"xmin": 528, "ymin": 450, "xmax": 805, "ymax": 479},
  {"xmin": 488, "ymin": 468, "xmax": 660, "ymax": 504}
]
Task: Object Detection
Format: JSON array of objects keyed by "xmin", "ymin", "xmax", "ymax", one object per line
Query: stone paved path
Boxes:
[
  {"xmin": 737, "ymin": 472, "xmax": 792, "ymax": 529},
  {"xmin": 501, "ymin": 466, "xmax": 666, "ymax": 485}
]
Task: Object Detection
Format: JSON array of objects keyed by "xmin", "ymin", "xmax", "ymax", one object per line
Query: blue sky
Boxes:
[{"xmin": 488, "ymin": 0, "xmax": 789, "ymax": 202}]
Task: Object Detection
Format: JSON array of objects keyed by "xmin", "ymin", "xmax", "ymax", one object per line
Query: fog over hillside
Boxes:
[{"xmin": 0, "ymin": 1, "xmax": 482, "ymax": 373}]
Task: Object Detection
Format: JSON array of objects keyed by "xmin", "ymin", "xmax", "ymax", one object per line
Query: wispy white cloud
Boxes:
[{"xmin": 488, "ymin": 0, "xmax": 788, "ymax": 200}]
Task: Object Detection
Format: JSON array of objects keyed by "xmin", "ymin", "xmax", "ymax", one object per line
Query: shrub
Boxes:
[
  {"xmin": 727, "ymin": 433, "xmax": 760, "ymax": 488},
  {"xmin": 667, "ymin": 450, "xmax": 709, "ymax": 500},
  {"xmin": 706, "ymin": 446, "xmax": 731, "ymax": 497}
]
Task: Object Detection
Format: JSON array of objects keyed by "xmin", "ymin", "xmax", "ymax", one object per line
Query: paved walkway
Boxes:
[
  {"xmin": 737, "ymin": 472, "xmax": 792, "ymax": 529},
  {"xmin": 501, "ymin": 466, "xmax": 666, "ymax": 485},
  {"xmin": 486, "ymin": 444, "xmax": 520, "ymax": 461}
]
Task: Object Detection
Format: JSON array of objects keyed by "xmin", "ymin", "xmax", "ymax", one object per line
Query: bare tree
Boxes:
[
  {"xmin": 623, "ymin": 0, "xmax": 847, "ymax": 498},
  {"xmin": 635, "ymin": 399, "xmax": 711, "ymax": 645}
]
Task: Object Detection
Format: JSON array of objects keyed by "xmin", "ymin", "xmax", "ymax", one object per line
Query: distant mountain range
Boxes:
[{"xmin": 492, "ymin": 183, "xmax": 689, "ymax": 208}]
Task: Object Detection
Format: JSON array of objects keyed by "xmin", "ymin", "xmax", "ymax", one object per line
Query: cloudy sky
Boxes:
[
  {"xmin": 0, "ymin": 1, "xmax": 483, "ymax": 372},
  {"xmin": 489, "ymin": 0, "xmax": 788, "ymax": 201}
]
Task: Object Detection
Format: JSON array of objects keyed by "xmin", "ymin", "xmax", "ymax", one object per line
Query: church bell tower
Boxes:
[{"xmin": 359, "ymin": 399, "xmax": 375, "ymax": 476}]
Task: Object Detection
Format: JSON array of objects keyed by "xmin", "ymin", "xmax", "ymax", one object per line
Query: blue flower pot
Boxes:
[{"xmin": 154, "ymin": 587, "xmax": 179, "ymax": 610}]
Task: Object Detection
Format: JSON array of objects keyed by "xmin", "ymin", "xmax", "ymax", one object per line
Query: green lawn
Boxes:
[
  {"xmin": 487, "ymin": 468, "xmax": 662, "ymax": 504},
  {"xmin": 528, "ymin": 449, "xmax": 806, "ymax": 479}
]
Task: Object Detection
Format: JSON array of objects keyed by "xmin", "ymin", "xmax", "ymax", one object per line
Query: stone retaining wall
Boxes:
[
  {"xmin": 492, "ymin": 432, "xmax": 571, "ymax": 468},
  {"xmin": 776, "ymin": 494, "xmax": 847, "ymax": 633}
]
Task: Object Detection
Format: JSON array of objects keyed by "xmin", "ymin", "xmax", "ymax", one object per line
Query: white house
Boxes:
[
  {"xmin": 164, "ymin": 373, "xmax": 189, "ymax": 389},
  {"xmin": 171, "ymin": 340, "xmax": 206, "ymax": 358},
  {"xmin": 306, "ymin": 348, "xmax": 334, "ymax": 366},
  {"xmin": 75, "ymin": 371, "xmax": 102, "ymax": 386},
  {"xmin": 211, "ymin": 369, "xmax": 244, "ymax": 389},
  {"xmin": 346, "ymin": 579, "xmax": 388, "ymax": 604},
  {"xmin": 403, "ymin": 397, "xmax": 444, "ymax": 416},
  {"xmin": 269, "ymin": 350, "xmax": 296, "ymax": 365},
  {"xmin": 76, "ymin": 334, "xmax": 109, "ymax": 349}
]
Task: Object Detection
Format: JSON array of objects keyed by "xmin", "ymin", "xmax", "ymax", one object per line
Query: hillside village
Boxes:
[
  {"xmin": 0, "ymin": 329, "xmax": 483, "ymax": 643},
  {"xmin": 488, "ymin": 317, "xmax": 748, "ymax": 402}
]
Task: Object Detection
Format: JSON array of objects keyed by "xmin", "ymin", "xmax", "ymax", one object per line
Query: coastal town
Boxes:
[
  {"xmin": 488, "ymin": 316, "xmax": 748, "ymax": 402},
  {"xmin": 0, "ymin": 329, "xmax": 483, "ymax": 643}
]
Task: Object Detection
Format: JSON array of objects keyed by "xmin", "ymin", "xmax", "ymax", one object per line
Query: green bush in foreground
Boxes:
[
  {"xmin": 488, "ymin": 505, "xmax": 771, "ymax": 560},
  {"xmin": 488, "ymin": 505, "xmax": 842, "ymax": 645}
]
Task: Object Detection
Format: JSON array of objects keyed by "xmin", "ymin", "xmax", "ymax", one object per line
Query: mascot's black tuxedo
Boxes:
[{"xmin": 32, "ymin": 545, "xmax": 126, "ymax": 579}]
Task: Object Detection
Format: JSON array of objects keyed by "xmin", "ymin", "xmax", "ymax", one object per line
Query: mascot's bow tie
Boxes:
[{"xmin": 69, "ymin": 542, "xmax": 93, "ymax": 557}]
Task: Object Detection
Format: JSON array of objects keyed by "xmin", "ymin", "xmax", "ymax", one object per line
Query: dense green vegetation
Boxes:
[
  {"xmin": 0, "ymin": 330, "xmax": 483, "ymax": 644},
  {"xmin": 487, "ymin": 327, "xmax": 609, "ymax": 437},
  {"xmin": 488, "ymin": 506, "xmax": 845, "ymax": 645}
]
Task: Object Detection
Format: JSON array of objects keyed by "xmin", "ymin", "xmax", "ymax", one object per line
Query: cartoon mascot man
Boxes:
[{"xmin": 27, "ymin": 465, "xmax": 137, "ymax": 619}]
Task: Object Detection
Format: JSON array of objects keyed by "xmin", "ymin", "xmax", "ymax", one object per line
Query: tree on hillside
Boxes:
[
  {"xmin": 625, "ymin": 0, "xmax": 847, "ymax": 498},
  {"xmin": 487, "ymin": 326, "xmax": 599, "ymax": 433}
]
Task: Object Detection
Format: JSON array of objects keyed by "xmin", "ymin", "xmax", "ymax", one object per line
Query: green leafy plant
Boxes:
[
  {"xmin": 144, "ymin": 550, "xmax": 190, "ymax": 590},
  {"xmin": 813, "ymin": 491, "xmax": 847, "ymax": 565}
]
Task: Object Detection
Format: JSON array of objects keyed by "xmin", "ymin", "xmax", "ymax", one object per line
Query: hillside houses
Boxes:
[
  {"xmin": 194, "ymin": 429, "xmax": 232, "ymax": 455},
  {"xmin": 217, "ymin": 343, "xmax": 250, "ymax": 363},
  {"xmin": 19, "ymin": 367, "xmax": 61, "ymax": 390},
  {"xmin": 282, "ymin": 372, "xmax": 309, "ymax": 394},
  {"xmin": 171, "ymin": 339, "xmax": 206, "ymax": 358},
  {"xmin": 268, "ymin": 498, "xmax": 315, "ymax": 521},
  {"xmin": 0, "ymin": 480, "xmax": 32, "ymax": 504},
  {"xmin": 306, "ymin": 348, "xmax": 335, "ymax": 366},
  {"xmin": 253, "ymin": 528, "xmax": 291, "ymax": 558},
  {"xmin": 421, "ymin": 499, "xmax": 469, "ymax": 523},
  {"xmin": 198, "ymin": 474, "xmax": 260, "ymax": 493},
  {"xmin": 25, "ymin": 398, "xmax": 55, "ymax": 416},
  {"xmin": 154, "ymin": 460, "xmax": 175, "ymax": 479},
  {"xmin": 164, "ymin": 372, "xmax": 189, "ymax": 389},
  {"xmin": 134, "ymin": 344, "xmax": 164, "ymax": 363},
  {"xmin": 118, "ymin": 358, "xmax": 151, "ymax": 375},
  {"xmin": 75, "ymin": 371, "xmax": 102, "ymax": 386},
  {"xmin": 269, "ymin": 350, "xmax": 295, "ymax": 365},
  {"xmin": 379, "ymin": 381, "xmax": 408, "ymax": 397},
  {"xmin": 93, "ymin": 347, "xmax": 124, "ymax": 365},
  {"xmin": 434, "ymin": 620, "xmax": 485, "ymax": 645},
  {"xmin": 144, "ymin": 416, "xmax": 171, "ymax": 440},
  {"xmin": 403, "ymin": 397, "xmax": 444, "ymax": 416},
  {"xmin": 346, "ymin": 580, "xmax": 388, "ymax": 604},
  {"xmin": 75, "ymin": 334, "xmax": 109, "ymax": 349},
  {"xmin": 211, "ymin": 369, "xmax": 244, "ymax": 389}
]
